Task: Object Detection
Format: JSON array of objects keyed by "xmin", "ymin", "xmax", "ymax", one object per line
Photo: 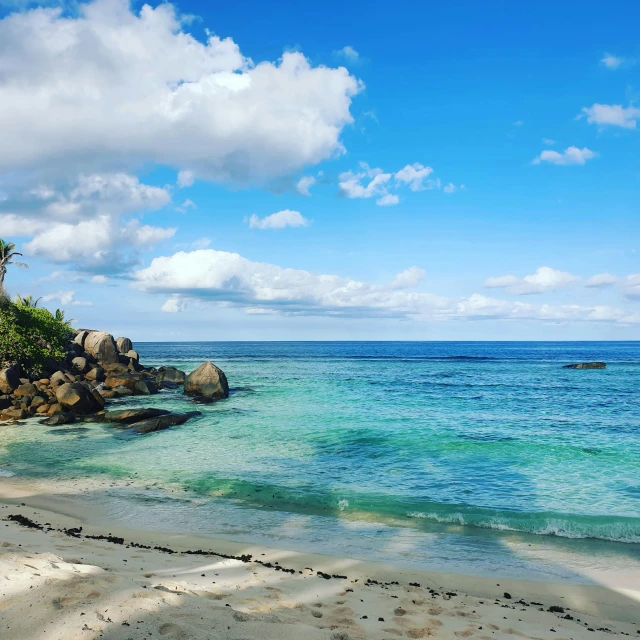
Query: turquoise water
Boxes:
[{"xmin": 1, "ymin": 341, "xmax": 639, "ymax": 579}]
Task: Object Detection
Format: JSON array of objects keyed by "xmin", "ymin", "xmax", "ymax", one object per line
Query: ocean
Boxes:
[{"xmin": 1, "ymin": 341, "xmax": 639, "ymax": 582}]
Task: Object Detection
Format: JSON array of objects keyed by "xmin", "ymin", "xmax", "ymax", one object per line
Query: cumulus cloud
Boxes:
[
  {"xmin": 0, "ymin": 172, "xmax": 175, "ymax": 272},
  {"xmin": 585, "ymin": 273, "xmax": 618, "ymax": 288},
  {"xmin": 0, "ymin": 0, "xmax": 361, "ymax": 183},
  {"xmin": 619, "ymin": 274, "xmax": 640, "ymax": 300},
  {"xmin": 338, "ymin": 162, "xmax": 443, "ymax": 205},
  {"xmin": 582, "ymin": 104, "xmax": 640, "ymax": 129},
  {"xmin": 532, "ymin": 147, "xmax": 597, "ymax": 166},
  {"xmin": 601, "ymin": 53, "xmax": 624, "ymax": 69},
  {"xmin": 394, "ymin": 163, "xmax": 436, "ymax": 191},
  {"xmin": 177, "ymin": 170, "xmax": 195, "ymax": 188},
  {"xmin": 248, "ymin": 209, "xmax": 310, "ymax": 230},
  {"xmin": 484, "ymin": 266, "xmax": 580, "ymax": 295},
  {"xmin": 334, "ymin": 46, "xmax": 359, "ymax": 62},
  {"xmin": 191, "ymin": 237, "xmax": 211, "ymax": 249},
  {"xmin": 132, "ymin": 248, "xmax": 636, "ymax": 324},
  {"xmin": 42, "ymin": 290, "xmax": 93, "ymax": 307},
  {"xmin": 443, "ymin": 183, "xmax": 456, "ymax": 194},
  {"xmin": 295, "ymin": 176, "xmax": 316, "ymax": 196}
]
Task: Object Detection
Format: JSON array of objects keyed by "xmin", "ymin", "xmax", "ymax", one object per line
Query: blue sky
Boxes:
[{"xmin": 0, "ymin": 0, "xmax": 639, "ymax": 340}]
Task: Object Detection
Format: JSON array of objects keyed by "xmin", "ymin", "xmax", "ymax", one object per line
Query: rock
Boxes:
[
  {"xmin": 47, "ymin": 403, "xmax": 64, "ymax": 416},
  {"xmin": 184, "ymin": 361, "xmax": 229, "ymax": 401},
  {"xmin": 104, "ymin": 373, "xmax": 137, "ymax": 390},
  {"xmin": 0, "ymin": 366, "xmax": 21, "ymax": 394},
  {"xmin": 55, "ymin": 383, "xmax": 103, "ymax": 414},
  {"xmin": 36, "ymin": 404, "xmax": 50, "ymax": 414},
  {"xmin": 98, "ymin": 389, "xmax": 120, "ymax": 400},
  {"xmin": 104, "ymin": 363, "xmax": 130, "ymax": 375},
  {"xmin": 30, "ymin": 396, "xmax": 46, "ymax": 410},
  {"xmin": 563, "ymin": 362, "xmax": 606, "ymax": 369},
  {"xmin": 155, "ymin": 366, "xmax": 186, "ymax": 385},
  {"xmin": 71, "ymin": 357, "xmax": 90, "ymax": 374},
  {"xmin": 134, "ymin": 379, "xmax": 158, "ymax": 396},
  {"xmin": 104, "ymin": 408, "xmax": 171, "ymax": 424},
  {"xmin": 0, "ymin": 396, "xmax": 12, "ymax": 410},
  {"xmin": 126, "ymin": 349, "xmax": 140, "ymax": 362},
  {"xmin": 74, "ymin": 330, "xmax": 90, "ymax": 348},
  {"xmin": 13, "ymin": 383, "xmax": 38, "ymax": 398},
  {"xmin": 130, "ymin": 411, "xmax": 202, "ymax": 434},
  {"xmin": 84, "ymin": 331, "xmax": 119, "ymax": 364},
  {"xmin": 116, "ymin": 337, "xmax": 133, "ymax": 354},
  {"xmin": 50, "ymin": 371, "xmax": 68, "ymax": 388},
  {"xmin": 161, "ymin": 380, "xmax": 179, "ymax": 390},
  {"xmin": 85, "ymin": 366, "xmax": 105, "ymax": 382},
  {"xmin": 40, "ymin": 412, "xmax": 76, "ymax": 426},
  {"xmin": 111, "ymin": 386, "xmax": 133, "ymax": 397},
  {"xmin": 0, "ymin": 408, "xmax": 27, "ymax": 421}
]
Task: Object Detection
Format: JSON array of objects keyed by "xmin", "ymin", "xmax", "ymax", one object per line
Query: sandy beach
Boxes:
[{"xmin": 1, "ymin": 480, "xmax": 639, "ymax": 640}]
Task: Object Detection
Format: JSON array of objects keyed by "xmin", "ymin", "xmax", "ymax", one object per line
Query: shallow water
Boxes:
[{"xmin": 1, "ymin": 341, "xmax": 639, "ymax": 581}]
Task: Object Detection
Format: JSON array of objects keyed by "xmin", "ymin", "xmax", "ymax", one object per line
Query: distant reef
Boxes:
[{"xmin": 562, "ymin": 362, "xmax": 606, "ymax": 369}]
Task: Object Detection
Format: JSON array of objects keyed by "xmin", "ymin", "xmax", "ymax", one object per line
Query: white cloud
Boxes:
[
  {"xmin": 542, "ymin": 138, "xmax": 556, "ymax": 145},
  {"xmin": 601, "ymin": 53, "xmax": 624, "ymax": 69},
  {"xmin": 334, "ymin": 45, "xmax": 359, "ymax": 62},
  {"xmin": 532, "ymin": 146, "xmax": 597, "ymax": 166},
  {"xmin": 161, "ymin": 297, "xmax": 187, "ymax": 313},
  {"xmin": 0, "ymin": 0, "xmax": 361, "ymax": 183},
  {"xmin": 132, "ymin": 248, "xmax": 636, "ymax": 325},
  {"xmin": 582, "ymin": 104, "xmax": 640, "ymax": 129},
  {"xmin": 176, "ymin": 198, "xmax": 196, "ymax": 212},
  {"xmin": 619, "ymin": 274, "xmax": 640, "ymax": 300},
  {"xmin": 42, "ymin": 290, "xmax": 93, "ymax": 306},
  {"xmin": 177, "ymin": 170, "xmax": 195, "ymax": 188},
  {"xmin": 191, "ymin": 237, "xmax": 211, "ymax": 249},
  {"xmin": 248, "ymin": 209, "xmax": 310, "ymax": 230},
  {"xmin": 91, "ymin": 275, "xmax": 107, "ymax": 284},
  {"xmin": 484, "ymin": 266, "xmax": 580, "ymax": 295},
  {"xmin": 295, "ymin": 175, "xmax": 316, "ymax": 196},
  {"xmin": 394, "ymin": 163, "xmax": 435, "ymax": 191},
  {"xmin": 376, "ymin": 193, "xmax": 399, "ymax": 206},
  {"xmin": 585, "ymin": 273, "xmax": 618, "ymax": 288},
  {"xmin": 391, "ymin": 266, "xmax": 426, "ymax": 289},
  {"xmin": 338, "ymin": 162, "xmax": 442, "ymax": 205},
  {"xmin": 443, "ymin": 183, "xmax": 456, "ymax": 194}
]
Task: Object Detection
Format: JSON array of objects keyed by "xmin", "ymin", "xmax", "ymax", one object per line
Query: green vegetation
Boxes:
[{"xmin": 0, "ymin": 239, "xmax": 73, "ymax": 377}]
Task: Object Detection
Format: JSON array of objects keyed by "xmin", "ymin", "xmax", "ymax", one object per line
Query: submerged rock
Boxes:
[
  {"xmin": 104, "ymin": 407, "xmax": 171, "ymax": 424},
  {"xmin": 40, "ymin": 412, "xmax": 76, "ymax": 426},
  {"xmin": 563, "ymin": 362, "xmax": 606, "ymax": 369},
  {"xmin": 129, "ymin": 411, "xmax": 202, "ymax": 434},
  {"xmin": 155, "ymin": 366, "xmax": 186, "ymax": 385},
  {"xmin": 184, "ymin": 361, "xmax": 229, "ymax": 401}
]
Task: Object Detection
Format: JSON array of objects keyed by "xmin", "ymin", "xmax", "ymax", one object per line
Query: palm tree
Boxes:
[
  {"xmin": 54, "ymin": 308, "xmax": 76, "ymax": 327},
  {"xmin": 14, "ymin": 294, "xmax": 42, "ymax": 308},
  {"xmin": 0, "ymin": 239, "xmax": 29, "ymax": 288}
]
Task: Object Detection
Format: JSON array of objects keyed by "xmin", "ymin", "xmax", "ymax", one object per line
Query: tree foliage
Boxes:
[{"xmin": 0, "ymin": 302, "xmax": 73, "ymax": 377}]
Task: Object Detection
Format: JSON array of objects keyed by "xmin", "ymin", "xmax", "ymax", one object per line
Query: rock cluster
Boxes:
[
  {"xmin": 562, "ymin": 362, "xmax": 606, "ymax": 369},
  {"xmin": 0, "ymin": 329, "xmax": 228, "ymax": 429}
]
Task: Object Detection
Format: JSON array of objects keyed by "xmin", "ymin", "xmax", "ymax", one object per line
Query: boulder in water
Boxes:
[
  {"xmin": 104, "ymin": 407, "xmax": 170, "ymax": 424},
  {"xmin": 155, "ymin": 366, "xmax": 186, "ymax": 385},
  {"xmin": 184, "ymin": 361, "xmax": 229, "ymax": 401},
  {"xmin": 562, "ymin": 362, "xmax": 606, "ymax": 369},
  {"xmin": 56, "ymin": 382, "xmax": 103, "ymax": 414},
  {"xmin": 130, "ymin": 411, "xmax": 202, "ymax": 434}
]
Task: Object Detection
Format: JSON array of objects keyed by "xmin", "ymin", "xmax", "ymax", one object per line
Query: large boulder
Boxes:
[
  {"xmin": 85, "ymin": 366, "xmax": 105, "ymax": 382},
  {"xmin": 104, "ymin": 408, "xmax": 170, "ymax": 424},
  {"xmin": 50, "ymin": 371, "xmax": 68, "ymax": 388},
  {"xmin": 563, "ymin": 362, "xmax": 606, "ymax": 369},
  {"xmin": 55, "ymin": 383, "xmax": 103, "ymax": 414},
  {"xmin": 74, "ymin": 329, "xmax": 90, "ymax": 348},
  {"xmin": 0, "ymin": 366, "xmax": 20, "ymax": 394},
  {"xmin": 71, "ymin": 357, "xmax": 90, "ymax": 374},
  {"xmin": 14, "ymin": 383, "xmax": 38, "ymax": 398},
  {"xmin": 84, "ymin": 331, "xmax": 119, "ymax": 365},
  {"xmin": 116, "ymin": 337, "xmax": 133, "ymax": 354},
  {"xmin": 184, "ymin": 361, "xmax": 229, "ymax": 401},
  {"xmin": 41, "ymin": 412, "xmax": 76, "ymax": 426},
  {"xmin": 155, "ymin": 366, "xmax": 186, "ymax": 385},
  {"xmin": 130, "ymin": 411, "xmax": 202, "ymax": 434}
]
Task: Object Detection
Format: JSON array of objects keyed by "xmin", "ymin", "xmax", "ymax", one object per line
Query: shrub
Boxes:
[{"xmin": 0, "ymin": 302, "xmax": 73, "ymax": 377}]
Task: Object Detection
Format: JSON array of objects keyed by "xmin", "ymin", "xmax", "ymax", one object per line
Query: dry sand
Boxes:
[{"xmin": 1, "ymin": 489, "xmax": 640, "ymax": 639}]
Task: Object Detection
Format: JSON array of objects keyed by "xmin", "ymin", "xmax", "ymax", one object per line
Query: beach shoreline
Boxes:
[{"xmin": 1, "ymin": 478, "xmax": 639, "ymax": 639}]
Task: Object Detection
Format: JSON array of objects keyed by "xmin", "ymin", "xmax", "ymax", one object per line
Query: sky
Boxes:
[{"xmin": 0, "ymin": 0, "xmax": 639, "ymax": 341}]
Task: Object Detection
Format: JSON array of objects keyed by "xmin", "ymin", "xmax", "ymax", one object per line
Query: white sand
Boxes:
[{"xmin": 1, "ymin": 484, "xmax": 640, "ymax": 639}]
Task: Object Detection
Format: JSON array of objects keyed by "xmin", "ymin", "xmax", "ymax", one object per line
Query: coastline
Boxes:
[{"xmin": 2, "ymin": 478, "xmax": 640, "ymax": 639}]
